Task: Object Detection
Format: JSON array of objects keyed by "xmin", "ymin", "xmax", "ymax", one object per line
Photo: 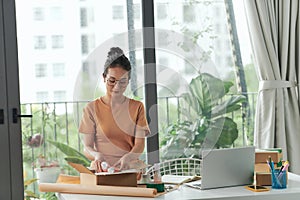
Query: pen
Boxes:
[
  {"xmin": 267, "ymin": 157, "xmax": 282, "ymax": 187},
  {"xmin": 268, "ymin": 156, "xmax": 272, "ymax": 163},
  {"xmin": 270, "ymin": 166, "xmax": 282, "ymax": 187},
  {"xmin": 267, "ymin": 156, "xmax": 274, "ymax": 171},
  {"xmin": 283, "ymin": 160, "xmax": 289, "ymax": 167},
  {"xmin": 278, "ymin": 161, "xmax": 289, "ymax": 179},
  {"xmin": 282, "ymin": 161, "xmax": 289, "ymax": 172},
  {"xmin": 278, "ymin": 161, "xmax": 288, "ymax": 175},
  {"xmin": 278, "ymin": 165, "xmax": 284, "ymax": 173}
]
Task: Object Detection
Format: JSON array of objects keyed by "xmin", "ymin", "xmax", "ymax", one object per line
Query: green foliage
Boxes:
[
  {"xmin": 64, "ymin": 156, "xmax": 90, "ymax": 166},
  {"xmin": 24, "ymin": 177, "xmax": 58, "ymax": 200},
  {"xmin": 47, "ymin": 140, "xmax": 90, "ymax": 167},
  {"xmin": 24, "ymin": 178, "xmax": 39, "ymax": 200},
  {"xmin": 161, "ymin": 73, "xmax": 246, "ymax": 159},
  {"xmin": 40, "ymin": 192, "xmax": 58, "ymax": 200},
  {"xmin": 21, "ymin": 102, "xmax": 88, "ymax": 195},
  {"xmin": 225, "ymin": 63, "xmax": 257, "ymax": 144}
]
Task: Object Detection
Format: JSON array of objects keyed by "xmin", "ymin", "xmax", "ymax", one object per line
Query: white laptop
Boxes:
[{"xmin": 186, "ymin": 146, "xmax": 255, "ymax": 190}]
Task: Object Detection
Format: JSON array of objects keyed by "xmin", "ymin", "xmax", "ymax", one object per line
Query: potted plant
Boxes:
[
  {"xmin": 33, "ymin": 154, "xmax": 61, "ymax": 184},
  {"xmin": 25, "ymin": 133, "xmax": 61, "ymax": 183},
  {"xmin": 160, "ymin": 73, "xmax": 246, "ymax": 159}
]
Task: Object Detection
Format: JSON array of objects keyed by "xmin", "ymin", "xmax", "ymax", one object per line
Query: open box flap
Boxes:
[
  {"xmin": 68, "ymin": 162, "xmax": 94, "ymax": 175},
  {"xmin": 68, "ymin": 162, "xmax": 138, "ymax": 176}
]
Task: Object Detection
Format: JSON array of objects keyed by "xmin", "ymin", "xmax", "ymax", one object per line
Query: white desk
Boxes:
[{"xmin": 57, "ymin": 173, "xmax": 300, "ymax": 200}]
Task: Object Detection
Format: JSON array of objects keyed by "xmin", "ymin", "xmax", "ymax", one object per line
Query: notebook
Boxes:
[
  {"xmin": 161, "ymin": 174, "xmax": 201, "ymax": 185},
  {"xmin": 186, "ymin": 146, "xmax": 255, "ymax": 190}
]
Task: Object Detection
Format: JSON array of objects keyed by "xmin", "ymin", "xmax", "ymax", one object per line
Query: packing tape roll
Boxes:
[{"xmin": 146, "ymin": 183, "xmax": 165, "ymax": 192}]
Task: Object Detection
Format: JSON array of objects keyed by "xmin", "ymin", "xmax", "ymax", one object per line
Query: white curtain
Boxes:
[{"xmin": 244, "ymin": 0, "xmax": 300, "ymax": 174}]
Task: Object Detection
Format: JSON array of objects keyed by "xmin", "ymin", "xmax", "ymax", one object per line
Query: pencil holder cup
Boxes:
[{"xmin": 271, "ymin": 169, "xmax": 287, "ymax": 189}]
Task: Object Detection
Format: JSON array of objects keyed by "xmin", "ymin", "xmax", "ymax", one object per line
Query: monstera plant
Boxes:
[{"xmin": 161, "ymin": 73, "xmax": 246, "ymax": 159}]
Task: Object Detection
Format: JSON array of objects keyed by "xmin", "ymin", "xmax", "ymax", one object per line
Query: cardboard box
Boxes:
[
  {"xmin": 256, "ymin": 171, "xmax": 288, "ymax": 186},
  {"xmin": 80, "ymin": 172, "xmax": 137, "ymax": 187},
  {"xmin": 56, "ymin": 174, "xmax": 80, "ymax": 184},
  {"xmin": 255, "ymin": 163, "xmax": 270, "ymax": 173},
  {"xmin": 68, "ymin": 162, "xmax": 137, "ymax": 187},
  {"xmin": 256, "ymin": 172, "xmax": 271, "ymax": 186},
  {"xmin": 255, "ymin": 151, "xmax": 282, "ymax": 163},
  {"xmin": 255, "ymin": 162, "xmax": 281, "ymax": 173}
]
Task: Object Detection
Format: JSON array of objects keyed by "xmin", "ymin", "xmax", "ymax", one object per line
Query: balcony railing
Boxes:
[{"xmin": 21, "ymin": 93, "xmax": 257, "ymax": 191}]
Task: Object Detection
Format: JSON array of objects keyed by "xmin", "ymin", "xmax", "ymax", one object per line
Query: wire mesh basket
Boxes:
[{"xmin": 146, "ymin": 158, "xmax": 202, "ymax": 180}]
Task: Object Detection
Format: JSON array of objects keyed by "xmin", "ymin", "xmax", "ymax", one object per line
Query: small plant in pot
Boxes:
[
  {"xmin": 26, "ymin": 133, "xmax": 61, "ymax": 184},
  {"xmin": 33, "ymin": 154, "xmax": 61, "ymax": 184}
]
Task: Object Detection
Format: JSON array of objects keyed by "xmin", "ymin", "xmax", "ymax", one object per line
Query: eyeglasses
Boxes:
[{"xmin": 106, "ymin": 77, "xmax": 128, "ymax": 87}]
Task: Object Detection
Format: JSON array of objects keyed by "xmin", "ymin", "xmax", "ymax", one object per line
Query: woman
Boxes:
[{"xmin": 79, "ymin": 47, "xmax": 150, "ymax": 172}]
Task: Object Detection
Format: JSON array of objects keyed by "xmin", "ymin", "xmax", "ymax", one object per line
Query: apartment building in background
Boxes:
[{"xmin": 16, "ymin": 0, "xmax": 239, "ymax": 104}]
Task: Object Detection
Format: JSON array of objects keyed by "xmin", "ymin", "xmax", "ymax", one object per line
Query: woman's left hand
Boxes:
[{"xmin": 113, "ymin": 154, "xmax": 132, "ymax": 170}]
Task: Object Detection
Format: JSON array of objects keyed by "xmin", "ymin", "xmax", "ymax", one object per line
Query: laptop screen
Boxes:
[{"xmin": 200, "ymin": 146, "xmax": 255, "ymax": 189}]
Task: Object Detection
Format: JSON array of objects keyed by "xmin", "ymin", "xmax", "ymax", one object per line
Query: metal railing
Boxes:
[{"xmin": 21, "ymin": 93, "xmax": 257, "ymax": 187}]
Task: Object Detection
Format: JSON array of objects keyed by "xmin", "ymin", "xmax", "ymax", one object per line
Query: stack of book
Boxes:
[{"xmin": 255, "ymin": 148, "xmax": 283, "ymax": 186}]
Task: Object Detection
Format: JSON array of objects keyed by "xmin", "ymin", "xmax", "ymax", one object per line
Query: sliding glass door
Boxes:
[
  {"xmin": 0, "ymin": 0, "xmax": 24, "ymax": 199},
  {"xmin": 14, "ymin": 0, "xmax": 147, "ymax": 196}
]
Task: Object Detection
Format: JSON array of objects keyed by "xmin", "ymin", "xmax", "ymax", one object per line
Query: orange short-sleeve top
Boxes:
[{"xmin": 79, "ymin": 97, "xmax": 150, "ymax": 165}]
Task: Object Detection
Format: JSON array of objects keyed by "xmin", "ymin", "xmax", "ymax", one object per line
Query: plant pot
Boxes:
[{"xmin": 34, "ymin": 167, "xmax": 60, "ymax": 183}]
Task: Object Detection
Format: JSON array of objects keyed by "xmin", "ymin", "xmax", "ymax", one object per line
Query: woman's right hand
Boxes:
[
  {"xmin": 91, "ymin": 160, "xmax": 107, "ymax": 173},
  {"xmin": 91, "ymin": 153, "xmax": 106, "ymax": 172}
]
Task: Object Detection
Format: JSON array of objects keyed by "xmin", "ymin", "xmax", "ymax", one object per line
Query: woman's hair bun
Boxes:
[
  {"xmin": 104, "ymin": 47, "xmax": 124, "ymax": 68},
  {"xmin": 103, "ymin": 47, "xmax": 131, "ymax": 78},
  {"xmin": 108, "ymin": 47, "xmax": 124, "ymax": 57}
]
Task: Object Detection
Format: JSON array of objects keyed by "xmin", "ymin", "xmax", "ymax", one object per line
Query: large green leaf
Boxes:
[
  {"xmin": 215, "ymin": 117, "xmax": 238, "ymax": 147},
  {"xmin": 24, "ymin": 178, "xmax": 38, "ymax": 188},
  {"xmin": 185, "ymin": 73, "xmax": 231, "ymax": 117},
  {"xmin": 223, "ymin": 81, "xmax": 234, "ymax": 94},
  {"xmin": 211, "ymin": 95, "xmax": 246, "ymax": 118},
  {"xmin": 64, "ymin": 156, "xmax": 90, "ymax": 167},
  {"xmin": 183, "ymin": 83, "xmax": 203, "ymax": 114},
  {"xmin": 201, "ymin": 73, "xmax": 226, "ymax": 97},
  {"xmin": 47, "ymin": 140, "xmax": 90, "ymax": 164},
  {"xmin": 185, "ymin": 74, "xmax": 212, "ymax": 116},
  {"xmin": 198, "ymin": 117, "xmax": 238, "ymax": 149},
  {"xmin": 182, "ymin": 92, "xmax": 201, "ymax": 116}
]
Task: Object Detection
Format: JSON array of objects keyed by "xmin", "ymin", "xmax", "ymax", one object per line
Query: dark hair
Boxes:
[{"xmin": 103, "ymin": 47, "xmax": 131, "ymax": 79}]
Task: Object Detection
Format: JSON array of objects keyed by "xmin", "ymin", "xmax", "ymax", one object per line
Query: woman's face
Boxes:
[{"xmin": 104, "ymin": 66, "xmax": 129, "ymax": 98}]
